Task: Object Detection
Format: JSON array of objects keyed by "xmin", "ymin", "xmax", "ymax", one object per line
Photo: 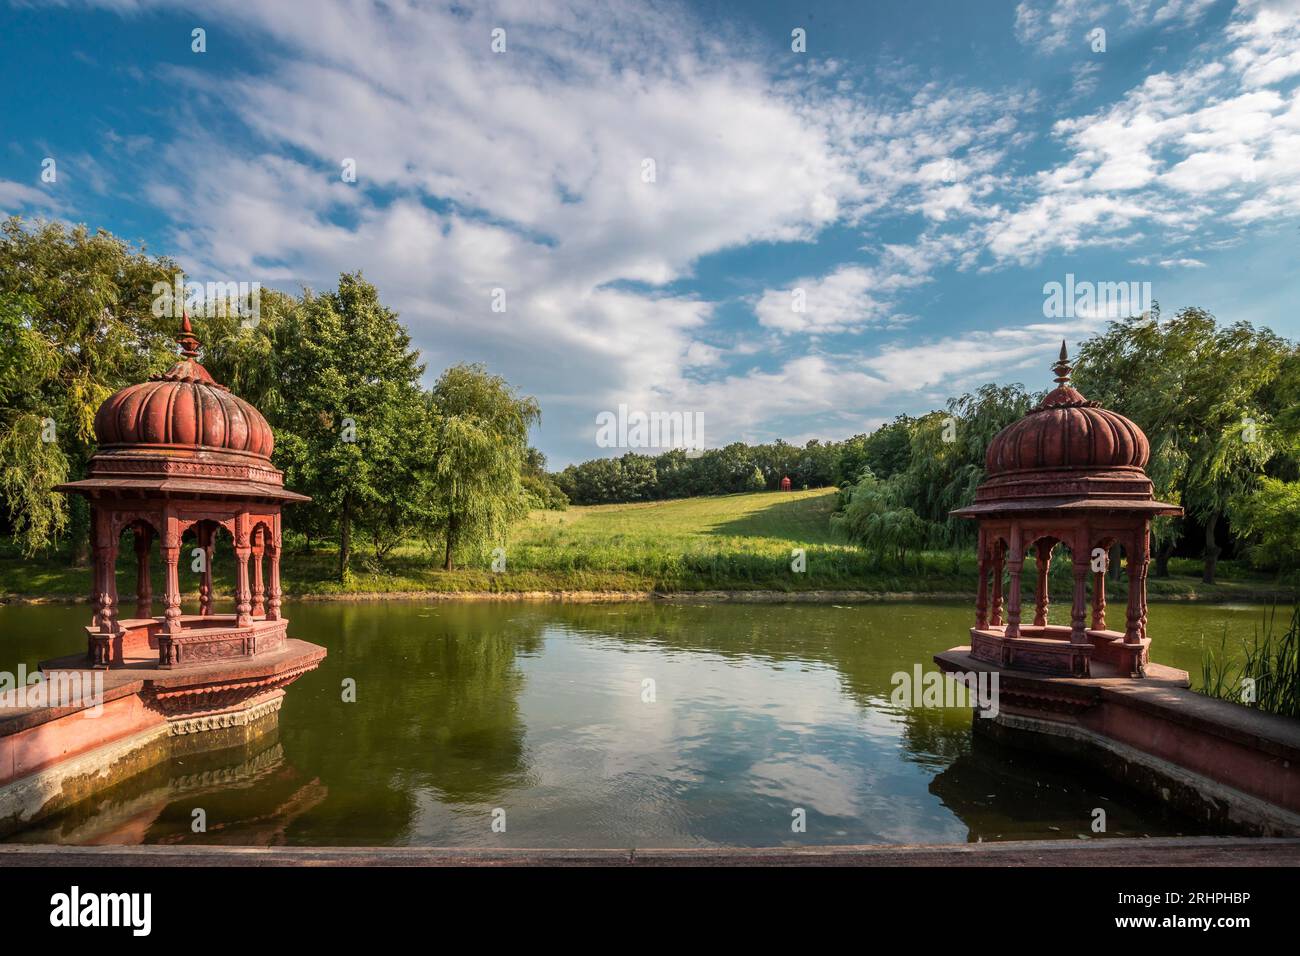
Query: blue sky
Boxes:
[{"xmin": 3, "ymin": 0, "xmax": 1299, "ymax": 465}]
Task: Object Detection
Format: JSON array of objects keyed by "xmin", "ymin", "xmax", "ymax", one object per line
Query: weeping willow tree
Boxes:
[
  {"xmin": 0, "ymin": 292, "xmax": 69, "ymax": 554},
  {"xmin": 831, "ymin": 473, "xmax": 930, "ymax": 563},
  {"xmin": 0, "ymin": 218, "xmax": 177, "ymax": 559},
  {"xmin": 427, "ymin": 363, "xmax": 540, "ymax": 571},
  {"xmin": 836, "ymin": 384, "xmax": 1035, "ymax": 557},
  {"xmin": 1075, "ymin": 306, "xmax": 1293, "ymax": 582}
]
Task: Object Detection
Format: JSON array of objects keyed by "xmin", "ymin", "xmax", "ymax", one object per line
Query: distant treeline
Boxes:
[
  {"xmin": 555, "ymin": 305, "xmax": 1300, "ymax": 587},
  {"xmin": 551, "ymin": 437, "xmax": 888, "ymax": 505}
]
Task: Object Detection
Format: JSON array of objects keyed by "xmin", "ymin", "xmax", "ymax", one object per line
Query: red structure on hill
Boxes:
[
  {"xmin": 780, "ymin": 476, "xmax": 792, "ymax": 491},
  {"xmin": 951, "ymin": 343, "xmax": 1181, "ymax": 678}
]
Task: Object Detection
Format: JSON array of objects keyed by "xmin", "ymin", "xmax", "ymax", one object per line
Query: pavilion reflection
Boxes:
[
  {"xmin": 925, "ymin": 724, "xmax": 1206, "ymax": 842},
  {"xmin": 9, "ymin": 730, "xmax": 327, "ymax": 845}
]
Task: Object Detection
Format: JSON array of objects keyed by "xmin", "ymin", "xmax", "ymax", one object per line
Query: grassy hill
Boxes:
[
  {"xmin": 286, "ymin": 487, "xmax": 958, "ymax": 595},
  {"xmin": 0, "ymin": 487, "xmax": 1286, "ymax": 600}
]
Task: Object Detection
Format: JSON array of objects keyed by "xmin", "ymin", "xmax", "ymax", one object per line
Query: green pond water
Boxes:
[{"xmin": 0, "ymin": 599, "xmax": 1278, "ymax": 847}]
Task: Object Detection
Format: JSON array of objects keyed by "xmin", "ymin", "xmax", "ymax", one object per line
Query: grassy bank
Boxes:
[{"xmin": 1, "ymin": 488, "xmax": 1291, "ymax": 601}]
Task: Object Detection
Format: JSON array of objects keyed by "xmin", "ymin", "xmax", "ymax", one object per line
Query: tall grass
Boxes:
[{"xmin": 1199, "ymin": 603, "xmax": 1300, "ymax": 718}]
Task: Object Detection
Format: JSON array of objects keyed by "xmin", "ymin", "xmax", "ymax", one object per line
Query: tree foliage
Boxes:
[
  {"xmin": 1075, "ymin": 307, "xmax": 1295, "ymax": 582},
  {"xmin": 426, "ymin": 364, "xmax": 540, "ymax": 570},
  {"xmin": 0, "ymin": 218, "xmax": 176, "ymax": 557}
]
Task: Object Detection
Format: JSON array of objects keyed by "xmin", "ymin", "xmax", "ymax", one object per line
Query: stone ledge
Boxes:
[{"xmin": 1, "ymin": 836, "xmax": 1298, "ymax": 867}]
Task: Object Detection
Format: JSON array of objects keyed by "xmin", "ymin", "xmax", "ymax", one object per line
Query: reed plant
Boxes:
[{"xmin": 1199, "ymin": 602, "xmax": 1300, "ymax": 718}]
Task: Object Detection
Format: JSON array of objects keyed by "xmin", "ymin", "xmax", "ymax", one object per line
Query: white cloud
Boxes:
[
  {"xmin": 0, "ymin": 179, "xmax": 59, "ymax": 213},
  {"xmin": 988, "ymin": 0, "xmax": 1300, "ymax": 264},
  {"xmin": 1015, "ymin": 0, "xmax": 1222, "ymax": 53},
  {"xmin": 754, "ymin": 234, "xmax": 971, "ymax": 335},
  {"xmin": 17, "ymin": 0, "xmax": 1295, "ymax": 462}
]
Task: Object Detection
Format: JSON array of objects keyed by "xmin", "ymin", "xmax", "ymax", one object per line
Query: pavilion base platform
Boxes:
[
  {"xmin": 935, "ymin": 646, "xmax": 1300, "ymax": 837},
  {"xmin": 0, "ymin": 639, "xmax": 324, "ymax": 838},
  {"xmin": 88, "ymin": 614, "xmax": 292, "ymax": 670},
  {"xmin": 969, "ymin": 623, "xmax": 1150, "ymax": 678}
]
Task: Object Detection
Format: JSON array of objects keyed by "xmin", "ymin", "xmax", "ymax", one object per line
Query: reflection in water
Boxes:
[
  {"xmin": 9, "ymin": 732, "xmax": 326, "ymax": 846},
  {"xmin": 0, "ymin": 599, "xmax": 1265, "ymax": 847},
  {"xmin": 928, "ymin": 734, "xmax": 1197, "ymax": 841}
]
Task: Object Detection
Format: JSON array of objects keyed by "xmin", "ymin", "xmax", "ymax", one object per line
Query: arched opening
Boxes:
[
  {"xmin": 250, "ymin": 521, "xmax": 274, "ymax": 620},
  {"xmin": 117, "ymin": 518, "xmax": 161, "ymax": 622},
  {"xmin": 179, "ymin": 519, "xmax": 235, "ymax": 617}
]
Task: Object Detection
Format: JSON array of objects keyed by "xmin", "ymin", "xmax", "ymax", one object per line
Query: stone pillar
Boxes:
[
  {"xmin": 92, "ymin": 511, "xmax": 119, "ymax": 637},
  {"xmin": 1004, "ymin": 525, "xmax": 1024, "ymax": 640},
  {"xmin": 88, "ymin": 509, "xmax": 117, "ymax": 667},
  {"xmin": 88, "ymin": 505, "xmax": 100, "ymax": 629},
  {"xmin": 267, "ymin": 517, "xmax": 284, "ymax": 622},
  {"xmin": 975, "ymin": 528, "xmax": 989, "ymax": 629},
  {"xmin": 267, "ymin": 543, "xmax": 283, "ymax": 621},
  {"xmin": 990, "ymin": 542, "xmax": 1005, "ymax": 628},
  {"xmin": 1033, "ymin": 541, "xmax": 1052, "ymax": 627},
  {"xmin": 198, "ymin": 524, "xmax": 215, "ymax": 617},
  {"xmin": 234, "ymin": 518, "xmax": 253, "ymax": 628},
  {"xmin": 1070, "ymin": 550, "xmax": 1090, "ymax": 645},
  {"xmin": 133, "ymin": 525, "xmax": 153, "ymax": 619},
  {"xmin": 162, "ymin": 543, "xmax": 183, "ymax": 637},
  {"xmin": 1091, "ymin": 549, "xmax": 1107, "ymax": 631},
  {"xmin": 1125, "ymin": 527, "xmax": 1150, "ymax": 645},
  {"xmin": 251, "ymin": 540, "xmax": 266, "ymax": 618}
]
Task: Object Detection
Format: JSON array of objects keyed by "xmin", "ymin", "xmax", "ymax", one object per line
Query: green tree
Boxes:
[
  {"xmin": 0, "ymin": 292, "xmax": 69, "ymax": 554},
  {"xmin": 0, "ymin": 218, "xmax": 177, "ymax": 560},
  {"xmin": 521, "ymin": 448, "xmax": 568, "ymax": 511},
  {"xmin": 427, "ymin": 363, "xmax": 540, "ymax": 571},
  {"xmin": 281, "ymin": 272, "xmax": 427, "ymax": 581},
  {"xmin": 1075, "ymin": 307, "xmax": 1291, "ymax": 582},
  {"xmin": 832, "ymin": 474, "xmax": 931, "ymax": 563},
  {"xmin": 1229, "ymin": 478, "xmax": 1300, "ymax": 572}
]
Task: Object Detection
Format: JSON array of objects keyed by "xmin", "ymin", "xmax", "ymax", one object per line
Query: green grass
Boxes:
[
  {"xmin": 283, "ymin": 488, "xmax": 974, "ymax": 595},
  {"xmin": 0, "ymin": 488, "xmax": 1291, "ymax": 599}
]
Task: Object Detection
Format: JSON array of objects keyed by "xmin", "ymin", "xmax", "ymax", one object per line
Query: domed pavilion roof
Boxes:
[
  {"xmin": 953, "ymin": 343, "xmax": 1179, "ymax": 518},
  {"xmin": 56, "ymin": 316, "xmax": 307, "ymax": 504},
  {"xmin": 93, "ymin": 316, "xmax": 275, "ymax": 460}
]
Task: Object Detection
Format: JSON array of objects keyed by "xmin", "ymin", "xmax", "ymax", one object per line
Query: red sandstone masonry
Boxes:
[{"xmin": 936, "ymin": 648, "xmax": 1300, "ymax": 825}]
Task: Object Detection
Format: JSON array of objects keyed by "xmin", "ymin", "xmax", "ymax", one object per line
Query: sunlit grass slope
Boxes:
[{"xmin": 0, "ymin": 488, "xmax": 1282, "ymax": 599}]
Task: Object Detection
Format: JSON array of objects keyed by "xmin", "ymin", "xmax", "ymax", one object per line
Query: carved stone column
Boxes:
[
  {"xmin": 92, "ymin": 510, "xmax": 119, "ymax": 637},
  {"xmin": 88, "ymin": 510, "xmax": 117, "ymax": 667},
  {"xmin": 268, "ymin": 514, "xmax": 284, "ymax": 622},
  {"xmin": 1126, "ymin": 527, "xmax": 1150, "ymax": 645},
  {"xmin": 975, "ymin": 528, "xmax": 989, "ymax": 629},
  {"xmin": 1091, "ymin": 548, "xmax": 1107, "ymax": 631},
  {"xmin": 251, "ymin": 539, "xmax": 266, "ymax": 618},
  {"xmin": 1066, "ymin": 523, "xmax": 1093, "ymax": 645},
  {"xmin": 162, "ymin": 543, "xmax": 183, "ymax": 637},
  {"xmin": 1033, "ymin": 541, "xmax": 1053, "ymax": 627},
  {"xmin": 267, "ymin": 538, "xmax": 283, "ymax": 622},
  {"xmin": 990, "ymin": 541, "xmax": 1005, "ymax": 628},
  {"xmin": 235, "ymin": 517, "xmax": 253, "ymax": 627},
  {"xmin": 1004, "ymin": 524, "xmax": 1024, "ymax": 640},
  {"xmin": 199, "ymin": 524, "xmax": 215, "ymax": 617},
  {"xmin": 134, "ymin": 524, "xmax": 153, "ymax": 618}
]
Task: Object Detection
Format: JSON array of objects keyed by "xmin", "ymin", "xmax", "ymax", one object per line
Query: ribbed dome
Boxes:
[
  {"xmin": 984, "ymin": 346, "xmax": 1148, "ymax": 476},
  {"xmin": 93, "ymin": 317, "xmax": 274, "ymax": 460}
]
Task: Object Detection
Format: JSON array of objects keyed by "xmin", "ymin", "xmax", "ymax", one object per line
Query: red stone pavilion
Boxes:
[
  {"xmin": 950, "ymin": 343, "xmax": 1180, "ymax": 678},
  {"xmin": 0, "ymin": 318, "xmax": 325, "ymax": 832},
  {"xmin": 57, "ymin": 315, "xmax": 313, "ymax": 669}
]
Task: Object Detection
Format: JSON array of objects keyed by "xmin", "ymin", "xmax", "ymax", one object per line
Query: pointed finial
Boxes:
[
  {"xmin": 176, "ymin": 311, "xmax": 201, "ymax": 360},
  {"xmin": 1051, "ymin": 340, "xmax": 1072, "ymax": 386}
]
